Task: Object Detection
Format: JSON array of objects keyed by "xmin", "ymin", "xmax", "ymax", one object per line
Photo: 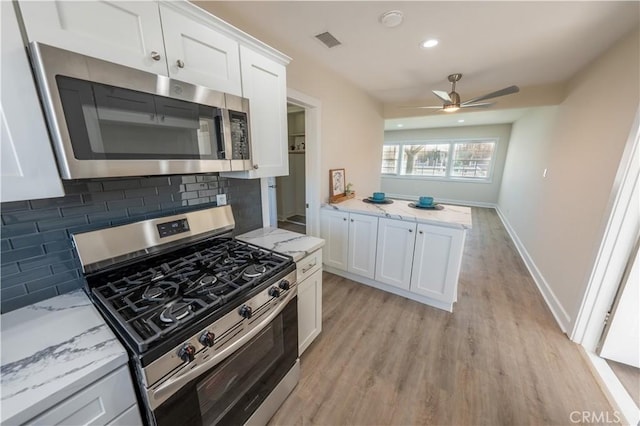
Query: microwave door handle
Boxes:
[
  {"xmin": 221, "ymin": 109, "xmax": 232, "ymax": 161},
  {"xmin": 147, "ymin": 288, "xmax": 296, "ymax": 410}
]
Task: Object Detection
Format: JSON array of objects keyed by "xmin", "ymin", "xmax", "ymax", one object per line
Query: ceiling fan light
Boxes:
[
  {"xmin": 422, "ymin": 39, "xmax": 439, "ymax": 48},
  {"xmin": 443, "ymin": 105, "xmax": 460, "ymax": 112}
]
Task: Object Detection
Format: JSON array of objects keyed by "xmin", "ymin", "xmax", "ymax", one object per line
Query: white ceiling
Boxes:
[{"xmin": 201, "ymin": 1, "xmax": 639, "ymax": 127}]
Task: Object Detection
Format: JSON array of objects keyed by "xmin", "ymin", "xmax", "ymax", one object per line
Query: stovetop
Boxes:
[{"xmin": 86, "ymin": 237, "xmax": 294, "ymax": 354}]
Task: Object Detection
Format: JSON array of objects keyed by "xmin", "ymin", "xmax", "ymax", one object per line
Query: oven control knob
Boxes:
[
  {"xmin": 278, "ymin": 279, "xmax": 290, "ymax": 291},
  {"xmin": 269, "ymin": 286, "xmax": 281, "ymax": 298},
  {"xmin": 178, "ymin": 344, "xmax": 196, "ymax": 363},
  {"xmin": 239, "ymin": 305, "xmax": 252, "ymax": 319},
  {"xmin": 199, "ymin": 331, "xmax": 215, "ymax": 347}
]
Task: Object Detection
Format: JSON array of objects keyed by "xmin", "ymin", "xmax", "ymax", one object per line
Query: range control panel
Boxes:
[{"xmin": 157, "ymin": 219, "xmax": 190, "ymax": 238}]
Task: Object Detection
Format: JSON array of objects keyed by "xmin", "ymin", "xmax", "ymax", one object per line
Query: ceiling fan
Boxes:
[{"xmin": 405, "ymin": 73, "xmax": 520, "ymax": 112}]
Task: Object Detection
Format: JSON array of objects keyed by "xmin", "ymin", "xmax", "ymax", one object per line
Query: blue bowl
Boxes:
[{"xmin": 418, "ymin": 196, "xmax": 434, "ymax": 206}]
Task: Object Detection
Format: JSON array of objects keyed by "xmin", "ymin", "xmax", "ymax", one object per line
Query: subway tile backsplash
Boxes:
[{"xmin": 0, "ymin": 174, "xmax": 262, "ymax": 313}]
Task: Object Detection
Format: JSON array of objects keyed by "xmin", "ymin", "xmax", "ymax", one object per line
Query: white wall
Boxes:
[
  {"xmin": 198, "ymin": 2, "xmax": 384, "ymax": 202},
  {"xmin": 381, "ymin": 124, "xmax": 512, "ymax": 205},
  {"xmin": 497, "ymin": 27, "xmax": 640, "ymax": 331}
]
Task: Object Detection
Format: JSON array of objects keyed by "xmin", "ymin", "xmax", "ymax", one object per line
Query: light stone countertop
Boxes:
[
  {"xmin": 1, "ymin": 290, "xmax": 128, "ymax": 425},
  {"xmin": 324, "ymin": 198, "xmax": 473, "ymax": 229},
  {"xmin": 237, "ymin": 227, "xmax": 325, "ymax": 262}
]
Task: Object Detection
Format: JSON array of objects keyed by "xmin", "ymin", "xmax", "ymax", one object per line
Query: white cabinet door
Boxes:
[
  {"xmin": 18, "ymin": 1, "xmax": 167, "ymax": 75},
  {"xmin": 298, "ymin": 268, "xmax": 322, "ymax": 355},
  {"xmin": 159, "ymin": 5, "xmax": 241, "ymax": 95},
  {"xmin": 1, "ymin": 1, "xmax": 64, "ymax": 202},
  {"xmin": 347, "ymin": 213, "xmax": 378, "ymax": 279},
  {"xmin": 410, "ymin": 223, "xmax": 465, "ymax": 303},
  {"xmin": 320, "ymin": 210, "xmax": 349, "ymax": 271},
  {"xmin": 237, "ymin": 45, "xmax": 288, "ymax": 177},
  {"xmin": 374, "ymin": 218, "xmax": 416, "ymax": 290}
]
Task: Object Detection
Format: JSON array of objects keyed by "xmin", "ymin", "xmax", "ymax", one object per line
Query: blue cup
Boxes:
[
  {"xmin": 419, "ymin": 196, "xmax": 434, "ymax": 206},
  {"xmin": 372, "ymin": 192, "xmax": 385, "ymax": 201}
]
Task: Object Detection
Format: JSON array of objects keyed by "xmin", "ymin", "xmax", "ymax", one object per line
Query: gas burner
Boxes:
[
  {"xmin": 243, "ymin": 264, "xmax": 267, "ymax": 278},
  {"xmin": 160, "ymin": 302, "xmax": 192, "ymax": 323},
  {"xmin": 202, "ymin": 282, "xmax": 237, "ymax": 298},
  {"xmin": 199, "ymin": 275, "xmax": 218, "ymax": 286},
  {"xmin": 142, "ymin": 286, "xmax": 167, "ymax": 301}
]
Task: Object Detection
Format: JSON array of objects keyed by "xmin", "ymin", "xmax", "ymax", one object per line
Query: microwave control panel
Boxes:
[{"xmin": 229, "ymin": 111, "xmax": 250, "ymax": 160}]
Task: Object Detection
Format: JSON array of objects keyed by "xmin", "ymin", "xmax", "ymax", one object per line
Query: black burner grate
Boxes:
[{"xmin": 86, "ymin": 237, "xmax": 293, "ymax": 353}]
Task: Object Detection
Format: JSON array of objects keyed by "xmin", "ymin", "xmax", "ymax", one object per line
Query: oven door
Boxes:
[{"xmin": 151, "ymin": 296, "xmax": 298, "ymax": 426}]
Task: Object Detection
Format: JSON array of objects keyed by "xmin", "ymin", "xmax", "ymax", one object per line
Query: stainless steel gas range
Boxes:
[{"xmin": 72, "ymin": 206, "xmax": 299, "ymax": 426}]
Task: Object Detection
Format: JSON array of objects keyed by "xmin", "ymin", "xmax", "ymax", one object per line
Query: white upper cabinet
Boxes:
[
  {"xmin": 18, "ymin": 1, "xmax": 167, "ymax": 75},
  {"xmin": 1, "ymin": 1, "xmax": 64, "ymax": 202},
  {"xmin": 410, "ymin": 223, "xmax": 465, "ymax": 302},
  {"xmin": 222, "ymin": 45, "xmax": 288, "ymax": 178},
  {"xmin": 375, "ymin": 218, "xmax": 416, "ymax": 290},
  {"xmin": 159, "ymin": 4, "xmax": 241, "ymax": 95}
]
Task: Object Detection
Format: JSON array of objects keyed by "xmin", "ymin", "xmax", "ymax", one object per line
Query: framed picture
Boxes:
[{"xmin": 329, "ymin": 168, "xmax": 345, "ymax": 198}]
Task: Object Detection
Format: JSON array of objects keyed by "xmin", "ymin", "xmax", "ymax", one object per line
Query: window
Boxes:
[{"xmin": 381, "ymin": 139, "xmax": 497, "ymax": 181}]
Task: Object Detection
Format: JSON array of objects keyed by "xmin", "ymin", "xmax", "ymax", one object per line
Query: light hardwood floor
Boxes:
[
  {"xmin": 270, "ymin": 207, "xmax": 617, "ymax": 425},
  {"xmin": 607, "ymin": 360, "xmax": 640, "ymax": 406}
]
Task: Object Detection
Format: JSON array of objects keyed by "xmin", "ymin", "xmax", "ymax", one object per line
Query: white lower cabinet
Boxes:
[
  {"xmin": 375, "ymin": 218, "xmax": 416, "ymax": 290},
  {"xmin": 296, "ymin": 250, "xmax": 323, "ymax": 355},
  {"xmin": 347, "ymin": 213, "xmax": 378, "ymax": 279},
  {"xmin": 410, "ymin": 223, "xmax": 465, "ymax": 303},
  {"xmin": 320, "ymin": 208, "xmax": 467, "ymax": 311},
  {"xmin": 27, "ymin": 366, "xmax": 141, "ymax": 426},
  {"xmin": 320, "ymin": 210, "xmax": 349, "ymax": 270},
  {"xmin": 320, "ymin": 211, "xmax": 378, "ymax": 279}
]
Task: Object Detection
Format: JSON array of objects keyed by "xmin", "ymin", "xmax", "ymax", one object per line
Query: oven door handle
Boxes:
[{"xmin": 147, "ymin": 288, "xmax": 297, "ymax": 410}]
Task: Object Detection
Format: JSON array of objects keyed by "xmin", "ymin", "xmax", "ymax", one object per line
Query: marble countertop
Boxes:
[
  {"xmin": 324, "ymin": 198, "xmax": 473, "ymax": 229},
  {"xmin": 1, "ymin": 290, "xmax": 128, "ymax": 425},
  {"xmin": 237, "ymin": 227, "xmax": 325, "ymax": 262}
]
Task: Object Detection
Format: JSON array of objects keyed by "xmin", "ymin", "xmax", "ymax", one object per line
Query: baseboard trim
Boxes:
[
  {"xmin": 494, "ymin": 206, "xmax": 571, "ymax": 332},
  {"xmin": 581, "ymin": 350, "xmax": 639, "ymax": 426},
  {"xmin": 323, "ymin": 265, "xmax": 454, "ymax": 312}
]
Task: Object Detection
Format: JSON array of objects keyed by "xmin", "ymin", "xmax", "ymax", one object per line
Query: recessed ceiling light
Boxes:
[
  {"xmin": 380, "ymin": 10, "xmax": 404, "ymax": 28},
  {"xmin": 422, "ymin": 39, "xmax": 439, "ymax": 48},
  {"xmin": 397, "ymin": 124, "xmax": 404, "ymax": 127},
  {"xmin": 457, "ymin": 119, "xmax": 465, "ymax": 123}
]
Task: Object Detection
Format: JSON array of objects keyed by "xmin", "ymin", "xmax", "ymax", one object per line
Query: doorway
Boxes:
[
  {"xmin": 263, "ymin": 88, "xmax": 321, "ymax": 236},
  {"xmin": 571, "ymin": 108, "xmax": 639, "ymax": 424},
  {"xmin": 276, "ymin": 103, "xmax": 307, "ymax": 234}
]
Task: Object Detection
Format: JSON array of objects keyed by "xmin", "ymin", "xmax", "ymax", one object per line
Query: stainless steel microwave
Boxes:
[{"xmin": 29, "ymin": 42, "xmax": 252, "ymax": 179}]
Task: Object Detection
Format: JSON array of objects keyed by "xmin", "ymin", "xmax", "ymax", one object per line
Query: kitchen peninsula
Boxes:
[{"xmin": 320, "ymin": 198, "xmax": 472, "ymax": 311}]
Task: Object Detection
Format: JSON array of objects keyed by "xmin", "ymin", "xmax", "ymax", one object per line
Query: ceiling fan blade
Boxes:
[
  {"xmin": 460, "ymin": 102, "xmax": 494, "ymax": 108},
  {"xmin": 399, "ymin": 105, "xmax": 444, "ymax": 109},
  {"xmin": 461, "ymin": 85, "xmax": 519, "ymax": 105},
  {"xmin": 432, "ymin": 90, "xmax": 452, "ymax": 103}
]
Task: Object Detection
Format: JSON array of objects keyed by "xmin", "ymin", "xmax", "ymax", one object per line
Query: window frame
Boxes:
[{"xmin": 381, "ymin": 137, "xmax": 499, "ymax": 183}]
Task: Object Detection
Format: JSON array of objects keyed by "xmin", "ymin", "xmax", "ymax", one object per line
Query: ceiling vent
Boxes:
[{"xmin": 315, "ymin": 31, "xmax": 342, "ymax": 48}]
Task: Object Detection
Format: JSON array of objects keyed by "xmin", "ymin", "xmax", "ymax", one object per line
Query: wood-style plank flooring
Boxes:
[{"xmin": 270, "ymin": 207, "xmax": 617, "ymax": 425}]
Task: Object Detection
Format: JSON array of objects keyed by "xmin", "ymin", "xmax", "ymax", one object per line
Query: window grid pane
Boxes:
[
  {"xmin": 401, "ymin": 144, "xmax": 449, "ymax": 176},
  {"xmin": 451, "ymin": 142, "xmax": 495, "ymax": 178},
  {"xmin": 381, "ymin": 145, "xmax": 399, "ymax": 173}
]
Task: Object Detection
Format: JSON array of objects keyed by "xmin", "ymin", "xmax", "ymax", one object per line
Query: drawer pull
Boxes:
[{"xmin": 301, "ymin": 260, "xmax": 317, "ymax": 273}]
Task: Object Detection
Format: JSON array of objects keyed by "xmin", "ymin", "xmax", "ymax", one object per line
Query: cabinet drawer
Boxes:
[
  {"xmin": 28, "ymin": 366, "xmax": 137, "ymax": 426},
  {"xmin": 296, "ymin": 249, "xmax": 322, "ymax": 282}
]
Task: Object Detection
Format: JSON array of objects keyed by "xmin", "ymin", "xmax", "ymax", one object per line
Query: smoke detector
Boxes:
[{"xmin": 380, "ymin": 10, "xmax": 404, "ymax": 28}]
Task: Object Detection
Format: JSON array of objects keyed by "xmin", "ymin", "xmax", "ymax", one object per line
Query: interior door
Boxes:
[{"xmin": 599, "ymin": 239, "xmax": 640, "ymax": 368}]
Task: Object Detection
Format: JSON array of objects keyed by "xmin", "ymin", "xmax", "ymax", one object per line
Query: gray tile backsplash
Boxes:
[{"xmin": 0, "ymin": 174, "xmax": 262, "ymax": 313}]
